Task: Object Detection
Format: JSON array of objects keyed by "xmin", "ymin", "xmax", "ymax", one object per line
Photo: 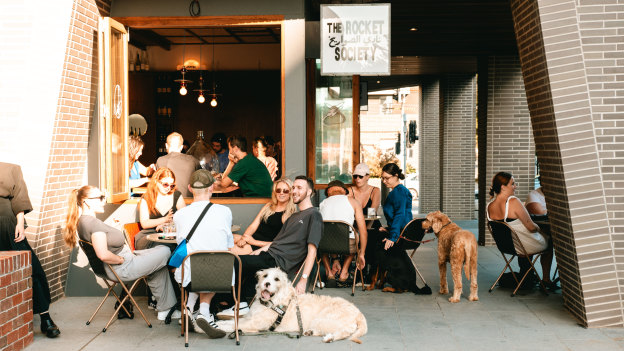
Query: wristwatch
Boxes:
[{"xmin": 301, "ymin": 273, "xmax": 308, "ymax": 279}]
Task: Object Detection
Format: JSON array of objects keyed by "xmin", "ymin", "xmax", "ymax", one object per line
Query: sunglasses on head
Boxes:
[
  {"xmin": 275, "ymin": 188, "xmax": 290, "ymax": 194},
  {"xmin": 352, "ymin": 174, "xmax": 367, "ymax": 179},
  {"xmin": 88, "ymin": 195, "xmax": 106, "ymax": 201},
  {"xmin": 159, "ymin": 182, "xmax": 175, "ymax": 188}
]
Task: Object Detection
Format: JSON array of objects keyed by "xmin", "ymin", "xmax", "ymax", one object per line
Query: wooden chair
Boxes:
[
  {"xmin": 78, "ymin": 240, "xmax": 151, "ymax": 332},
  {"xmin": 487, "ymin": 220, "xmax": 549, "ymax": 296},
  {"xmin": 180, "ymin": 251, "xmax": 242, "ymax": 347},
  {"xmin": 312, "ymin": 220, "xmax": 365, "ymax": 296},
  {"xmin": 123, "ymin": 222, "xmax": 142, "ymax": 252}
]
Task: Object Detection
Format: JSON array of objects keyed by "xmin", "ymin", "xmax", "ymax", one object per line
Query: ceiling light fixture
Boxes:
[
  {"xmin": 410, "ymin": 27, "xmax": 418, "ymax": 31},
  {"xmin": 208, "ymin": 28, "xmax": 221, "ymax": 108},
  {"xmin": 194, "ymin": 44, "xmax": 206, "ymax": 103},
  {"xmin": 174, "ymin": 38, "xmax": 192, "ymax": 95}
]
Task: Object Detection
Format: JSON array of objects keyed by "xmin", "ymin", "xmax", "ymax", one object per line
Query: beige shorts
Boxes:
[{"xmin": 349, "ymin": 238, "xmax": 356, "ymax": 254}]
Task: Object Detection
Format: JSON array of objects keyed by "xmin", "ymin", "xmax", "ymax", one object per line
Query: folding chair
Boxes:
[
  {"xmin": 180, "ymin": 251, "xmax": 242, "ymax": 347},
  {"xmin": 78, "ymin": 240, "xmax": 152, "ymax": 332},
  {"xmin": 123, "ymin": 222, "xmax": 142, "ymax": 252},
  {"xmin": 487, "ymin": 221, "xmax": 549, "ymax": 296},
  {"xmin": 395, "ymin": 218, "xmax": 435, "ymax": 290},
  {"xmin": 312, "ymin": 220, "xmax": 365, "ymax": 296}
]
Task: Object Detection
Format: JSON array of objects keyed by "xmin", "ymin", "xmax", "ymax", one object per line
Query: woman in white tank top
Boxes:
[{"xmin": 487, "ymin": 172, "xmax": 555, "ymax": 287}]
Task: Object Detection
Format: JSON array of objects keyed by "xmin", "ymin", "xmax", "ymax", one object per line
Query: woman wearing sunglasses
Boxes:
[
  {"xmin": 231, "ymin": 178, "xmax": 296, "ymax": 255},
  {"xmin": 134, "ymin": 168, "xmax": 186, "ymax": 251},
  {"xmin": 63, "ymin": 185, "xmax": 177, "ymax": 321},
  {"xmin": 349, "ymin": 163, "xmax": 381, "ymax": 223}
]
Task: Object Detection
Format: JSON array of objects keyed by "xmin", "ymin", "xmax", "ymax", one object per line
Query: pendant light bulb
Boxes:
[
  {"xmin": 210, "ymin": 97, "xmax": 218, "ymax": 107},
  {"xmin": 198, "ymin": 93, "xmax": 205, "ymax": 103},
  {"xmin": 179, "ymin": 84, "xmax": 188, "ymax": 96}
]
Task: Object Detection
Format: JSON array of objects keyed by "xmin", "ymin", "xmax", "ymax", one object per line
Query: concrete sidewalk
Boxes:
[{"xmin": 29, "ymin": 244, "xmax": 623, "ymax": 350}]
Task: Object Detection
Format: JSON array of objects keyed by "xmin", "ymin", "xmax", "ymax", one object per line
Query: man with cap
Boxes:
[
  {"xmin": 319, "ymin": 180, "xmax": 368, "ymax": 287},
  {"xmin": 173, "ymin": 169, "xmax": 233, "ymax": 338}
]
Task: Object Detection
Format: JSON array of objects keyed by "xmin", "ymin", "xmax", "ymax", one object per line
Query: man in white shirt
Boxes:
[
  {"xmin": 526, "ymin": 187, "xmax": 547, "ymax": 215},
  {"xmin": 174, "ymin": 169, "xmax": 233, "ymax": 338},
  {"xmin": 319, "ymin": 180, "xmax": 368, "ymax": 287}
]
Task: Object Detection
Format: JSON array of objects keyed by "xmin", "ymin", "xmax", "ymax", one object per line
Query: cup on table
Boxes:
[
  {"xmin": 367, "ymin": 208, "xmax": 376, "ymax": 218},
  {"xmin": 163, "ymin": 222, "xmax": 176, "ymax": 235}
]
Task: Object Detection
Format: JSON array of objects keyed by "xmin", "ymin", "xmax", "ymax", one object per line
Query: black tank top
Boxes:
[
  {"xmin": 352, "ymin": 187, "xmax": 375, "ymax": 212},
  {"xmin": 148, "ymin": 190, "xmax": 182, "ymax": 219},
  {"xmin": 253, "ymin": 210, "xmax": 284, "ymax": 242}
]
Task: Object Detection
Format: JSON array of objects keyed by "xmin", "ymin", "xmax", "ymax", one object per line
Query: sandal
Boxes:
[
  {"xmin": 336, "ymin": 278, "xmax": 353, "ymax": 288},
  {"xmin": 325, "ymin": 277, "xmax": 337, "ymax": 288}
]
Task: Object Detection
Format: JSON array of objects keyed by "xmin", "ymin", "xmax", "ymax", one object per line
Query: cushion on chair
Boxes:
[{"xmin": 123, "ymin": 222, "xmax": 142, "ymax": 252}]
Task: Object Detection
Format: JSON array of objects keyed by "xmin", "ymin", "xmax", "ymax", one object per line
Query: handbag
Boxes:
[{"xmin": 168, "ymin": 202, "xmax": 213, "ymax": 268}]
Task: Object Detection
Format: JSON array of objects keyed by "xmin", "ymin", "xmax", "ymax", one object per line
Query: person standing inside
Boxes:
[
  {"xmin": 0, "ymin": 163, "xmax": 60, "ymax": 338},
  {"xmin": 210, "ymin": 133, "xmax": 229, "ymax": 174},
  {"xmin": 128, "ymin": 135, "xmax": 155, "ymax": 189},
  {"xmin": 216, "ymin": 135, "xmax": 273, "ymax": 197},
  {"xmin": 252, "ymin": 136, "xmax": 278, "ymax": 181},
  {"xmin": 173, "ymin": 170, "xmax": 233, "ymax": 338},
  {"xmin": 156, "ymin": 132, "xmax": 200, "ymax": 197}
]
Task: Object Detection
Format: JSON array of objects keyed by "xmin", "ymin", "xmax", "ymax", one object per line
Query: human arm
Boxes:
[
  {"xmin": 370, "ymin": 186, "xmax": 381, "ymax": 213},
  {"xmin": 386, "ymin": 188, "xmax": 409, "ymax": 242},
  {"xmin": 295, "ymin": 243, "xmax": 317, "ymax": 295},
  {"xmin": 510, "ymin": 197, "xmax": 540, "ymax": 232},
  {"xmin": 525, "ymin": 202, "xmax": 546, "ymax": 215},
  {"xmin": 14, "ymin": 211, "xmax": 26, "ymax": 242},
  {"xmin": 350, "ymin": 198, "xmax": 367, "ymax": 268},
  {"xmin": 91, "ymin": 232, "xmax": 125, "ymax": 265},
  {"xmin": 138, "ymin": 199, "xmax": 173, "ymax": 230},
  {"xmin": 235, "ymin": 203, "xmax": 270, "ymax": 248}
]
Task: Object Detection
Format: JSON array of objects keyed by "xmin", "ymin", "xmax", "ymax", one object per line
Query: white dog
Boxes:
[{"xmin": 217, "ymin": 268, "xmax": 367, "ymax": 343}]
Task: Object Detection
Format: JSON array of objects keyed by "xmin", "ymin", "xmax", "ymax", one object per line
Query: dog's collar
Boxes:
[{"xmin": 435, "ymin": 222, "xmax": 452, "ymax": 234}]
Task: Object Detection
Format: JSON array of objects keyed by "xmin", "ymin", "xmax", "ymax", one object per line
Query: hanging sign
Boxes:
[{"xmin": 321, "ymin": 4, "xmax": 391, "ymax": 76}]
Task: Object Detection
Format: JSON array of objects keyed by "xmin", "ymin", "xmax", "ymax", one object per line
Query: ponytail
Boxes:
[{"xmin": 63, "ymin": 185, "xmax": 94, "ymax": 247}]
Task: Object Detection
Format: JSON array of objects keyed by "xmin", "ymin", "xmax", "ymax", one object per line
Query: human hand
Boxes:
[
  {"xmin": 155, "ymin": 224, "xmax": 164, "ymax": 232},
  {"xmin": 228, "ymin": 153, "xmax": 238, "ymax": 163},
  {"xmin": 331, "ymin": 259, "xmax": 342, "ymax": 276},
  {"xmin": 236, "ymin": 237, "xmax": 247, "ymax": 248},
  {"xmin": 379, "ymin": 227, "xmax": 388, "ymax": 233},
  {"xmin": 295, "ymin": 279, "xmax": 307, "ymax": 295},
  {"xmin": 356, "ymin": 254, "xmax": 365, "ymax": 270},
  {"xmin": 383, "ymin": 238, "xmax": 394, "ymax": 250},
  {"xmin": 250, "ymin": 248, "xmax": 261, "ymax": 256},
  {"xmin": 14, "ymin": 222, "xmax": 25, "ymax": 243},
  {"xmin": 164, "ymin": 210, "xmax": 174, "ymax": 222}
]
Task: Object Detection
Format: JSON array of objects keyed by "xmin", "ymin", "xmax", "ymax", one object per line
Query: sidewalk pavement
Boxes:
[{"xmin": 28, "ymin": 237, "xmax": 623, "ymax": 350}]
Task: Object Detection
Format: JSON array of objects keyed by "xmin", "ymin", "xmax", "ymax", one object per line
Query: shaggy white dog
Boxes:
[{"xmin": 217, "ymin": 268, "xmax": 367, "ymax": 343}]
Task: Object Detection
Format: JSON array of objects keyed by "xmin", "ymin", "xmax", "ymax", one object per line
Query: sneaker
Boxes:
[
  {"xmin": 195, "ymin": 313, "xmax": 226, "ymax": 338},
  {"xmin": 179, "ymin": 307, "xmax": 204, "ymax": 334},
  {"xmin": 147, "ymin": 295, "xmax": 157, "ymax": 310},
  {"xmin": 157, "ymin": 309, "xmax": 181, "ymax": 321},
  {"xmin": 216, "ymin": 302, "xmax": 249, "ymax": 320}
]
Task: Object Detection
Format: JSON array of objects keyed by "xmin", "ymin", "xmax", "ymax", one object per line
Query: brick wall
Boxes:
[
  {"xmin": 442, "ymin": 74, "xmax": 477, "ymax": 220},
  {"xmin": 0, "ymin": 251, "xmax": 33, "ymax": 351},
  {"xmin": 511, "ymin": 0, "xmax": 623, "ymax": 327},
  {"xmin": 483, "ymin": 56, "xmax": 535, "ymax": 244},
  {"xmin": 26, "ymin": 0, "xmax": 111, "ymax": 303},
  {"xmin": 419, "ymin": 79, "xmax": 441, "ymax": 213}
]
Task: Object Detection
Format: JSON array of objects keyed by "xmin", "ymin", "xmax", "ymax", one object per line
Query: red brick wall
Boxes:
[
  {"xmin": 26, "ymin": 0, "xmax": 111, "ymax": 303},
  {"xmin": 0, "ymin": 251, "xmax": 33, "ymax": 351}
]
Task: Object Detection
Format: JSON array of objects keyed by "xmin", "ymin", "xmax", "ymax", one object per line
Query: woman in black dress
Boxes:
[{"xmin": 0, "ymin": 163, "xmax": 60, "ymax": 338}]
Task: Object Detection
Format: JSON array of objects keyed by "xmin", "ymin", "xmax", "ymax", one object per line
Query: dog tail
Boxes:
[
  {"xmin": 464, "ymin": 240, "xmax": 474, "ymax": 280},
  {"xmin": 349, "ymin": 311, "xmax": 368, "ymax": 344}
]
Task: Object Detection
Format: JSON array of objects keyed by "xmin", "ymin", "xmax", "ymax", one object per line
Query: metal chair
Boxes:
[
  {"xmin": 78, "ymin": 240, "xmax": 152, "ymax": 332},
  {"xmin": 312, "ymin": 220, "xmax": 365, "ymax": 296},
  {"xmin": 395, "ymin": 218, "xmax": 434, "ymax": 289},
  {"xmin": 487, "ymin": 220, "xmax": 549, "ymax": 296},
  {"xmin": 180, "ymin": 251, "xmax": 242, "ymax": 347}
]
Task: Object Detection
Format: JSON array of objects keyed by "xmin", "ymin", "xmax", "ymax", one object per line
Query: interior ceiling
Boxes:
[{"xmin": 129, "ymin": 26, "xmax": 281, "ymax": 50}]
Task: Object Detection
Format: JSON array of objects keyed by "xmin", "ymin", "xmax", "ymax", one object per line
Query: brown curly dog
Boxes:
[{"xmin": 422, "ymin": 211, "xmax": 478, "ymax": 303}]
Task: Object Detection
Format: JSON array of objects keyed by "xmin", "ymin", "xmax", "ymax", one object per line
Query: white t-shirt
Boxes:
[
  {"xmin": 319, "ymin": 195, "xmax": 355, "ymax": 239},
  {"xmin": 173, "ymin": 200, "xmax": 234, "ymax": 287},
  {"xmin": 526, "ymin": 187, "xmax": 547, "ymax": 214}
]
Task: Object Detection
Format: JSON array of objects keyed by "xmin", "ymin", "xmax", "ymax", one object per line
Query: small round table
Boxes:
[{"xmin": 145, "ymin": 224, "xmax": 242, "ymax": 244}]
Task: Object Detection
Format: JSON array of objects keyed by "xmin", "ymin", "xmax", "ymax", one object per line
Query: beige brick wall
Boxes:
[
  {"xmin": 484, "ymin": 56, "xmax": 535, "ymax": 245},
  {"xmin": 511, "ymin": 0, "xmax": 623, "ymax": 327}
]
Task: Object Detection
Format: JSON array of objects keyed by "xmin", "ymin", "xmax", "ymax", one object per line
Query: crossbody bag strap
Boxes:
[{"xmin": 185, "ymin": 202, "xmax": 213, "ymax": 243}]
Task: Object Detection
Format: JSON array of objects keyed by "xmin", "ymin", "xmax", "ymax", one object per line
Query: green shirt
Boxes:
[{"xmin": 228, "ymin": 154, "xmax": 273, "ymax": 197}]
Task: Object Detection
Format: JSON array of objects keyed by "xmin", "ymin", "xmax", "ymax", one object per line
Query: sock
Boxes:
[
  {"xmin": 187, "ymin": 293, "xmax": 199, "ymax": 311},
  {"xmin": 200, "ymin": 302, "xmax": 210, "ymax": 317}
]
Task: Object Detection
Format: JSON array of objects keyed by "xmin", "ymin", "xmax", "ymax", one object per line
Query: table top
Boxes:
[
  {"xmin": 364, "ymin": 215, "xmax": 381, "ymax": 221},
  {"xmin": 146, "ymin": 224, "xmax": 241, "ymax": 243}
]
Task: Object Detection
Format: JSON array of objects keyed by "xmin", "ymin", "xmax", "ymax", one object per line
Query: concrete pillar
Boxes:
[{"xmin": 511, "ymin": 0, "xmax": 624, "ymax": 327}]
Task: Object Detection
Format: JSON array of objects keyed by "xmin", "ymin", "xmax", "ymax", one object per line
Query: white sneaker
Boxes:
[
  {"xmin": 157, "ymin": 309, "xmax": 181, "ymax": 321},
  {"xmin": 195, "ymin": 313, "xmax": 226, "ymax": 339},
  {"xmin": 216, "ymin": 302, "xmax": 249, "ymax": 320}
]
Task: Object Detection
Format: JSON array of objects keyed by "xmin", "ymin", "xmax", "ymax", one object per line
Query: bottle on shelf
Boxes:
[
  {"xmin": 140, "ymin": 51, "xmax": 147, "ymax": 71},
  {"xmin": 144, "ymin": 50, "xmax": 150, "ymax": 71},
  {"xmin": 135, "ymin": 53, "xmax": 141, "ymax": 72}
]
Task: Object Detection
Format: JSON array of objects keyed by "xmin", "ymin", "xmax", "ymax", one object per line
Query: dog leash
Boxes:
[
  {"xmin": 230, "ymin": 296, "xmax": 304, "ymax": 338},
  {"xmin": 399, "ymin": 234, "xmax": 437, "ymax": 244}
]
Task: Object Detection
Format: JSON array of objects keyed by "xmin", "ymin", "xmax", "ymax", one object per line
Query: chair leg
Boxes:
[
  {"xmin": 126, "ymin": 279, "xmax": 152, "ymax": 328},
  {"xmin": 181, "ymin": 287, "xmax": 187, "ymax": 338},
  {"xmin": 489, "ymin": 254, "xmax": 515, "ymax": 293},
  {"xmin": 359, "ymin": 266, "xmax": 365, "ymax": 292},
  {"xmin": 351, "ymin": 267, "xmax": 358, "ymax": 296},
  {"xmin": 311, "ymin": 258, "xmax": 320, "ymax": 293},
  {"xmin": 511, "ymin": 254, "xmax": 547, "ymax": 297},
  {"xmin": 86, "ymin": 281, "xmax": 116, "ymax": 326}
]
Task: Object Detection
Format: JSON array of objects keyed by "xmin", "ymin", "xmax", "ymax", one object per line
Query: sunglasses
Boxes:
[
  {"xmin": 88, "ymin": 195, "xmax": 106, "ymax": 201},
  {"xmin": 275, "ymin": 188, "xmax": 290, "ymax": 194},
  {"xmin": 159, "ymin": 182, "xmax": 175, "ymax": 189},
  {"xmin": 352, "ymin": 174, "xmax": 367, "ymax": 179}
]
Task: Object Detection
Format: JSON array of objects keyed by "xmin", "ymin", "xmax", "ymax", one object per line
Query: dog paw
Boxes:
[
  {"xmin": 304, "ymin": 329, "xmax": 314, "ymax": 336},
  {"xmin": 439, "ymin": 288, "xmax": 449, "ymax": 294},
  {"xmin": 448, "ymin": 297, "xmax": 460, "ymax": 303},
  {"xmin": 469, "ymin": 295, "xmax": 479, "ymax": 301},
  {"xmin": 322, "ymin": 334, "xmax": 334, "ymax": 343}
]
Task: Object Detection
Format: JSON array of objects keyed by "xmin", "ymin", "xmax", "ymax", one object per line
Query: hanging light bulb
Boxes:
[
  {"xmin": 180, "ymin": 83, "xmax": 188, "ymax": 96},
  {"xmin": 198, "ymin": 92, "xmax": 205, "ymax": 103},
  {"xmin": 210, "ymin": 96, "xmax": 218, "ymax": 107}
]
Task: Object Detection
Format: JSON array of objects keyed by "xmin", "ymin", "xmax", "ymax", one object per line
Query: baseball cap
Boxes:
[
  {"xmin": 189, "ymin": 169, "xmax": 215, "ymax": 188},
  {"xmin": 353, "ymin": 163, "xmax": 370, "ymax": 176},
  {"xmin": 325, "ymin": 180, "xmax": 349, "ymax": 196}
]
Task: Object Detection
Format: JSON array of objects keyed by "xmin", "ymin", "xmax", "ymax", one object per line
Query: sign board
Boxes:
[{"xmin": 321, "ymin": 4, "xmax": 391, "ymax": 76}]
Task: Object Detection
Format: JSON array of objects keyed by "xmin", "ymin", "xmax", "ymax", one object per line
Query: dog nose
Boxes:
[{"xmin": 265, "ymin": 282, "xmax": 270, "ymax": 288}]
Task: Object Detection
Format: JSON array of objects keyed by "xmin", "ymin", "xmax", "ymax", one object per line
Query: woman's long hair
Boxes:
[
  {"xmin": 128, "ymin": 135, "xmax": 144, "ymax": 173},
  {"xmin": 260, "ymin": 178, "xmax": 296, "ymax": 222},
  {"xmin": 143, "ymin": 168, "xmax": 176, "ymax": 216},
  {"xmin": 63, "ymin": 185, "xmax": 96, "ymax": 248},
  {"xmin": 489, "ymin": 172, "xmax": 513, "ymax": 198}
]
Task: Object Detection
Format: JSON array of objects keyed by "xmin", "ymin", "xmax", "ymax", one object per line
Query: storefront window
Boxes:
[{"xmin": 312, "ymin": 60, "xmax": 355, "ymax": 184}]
